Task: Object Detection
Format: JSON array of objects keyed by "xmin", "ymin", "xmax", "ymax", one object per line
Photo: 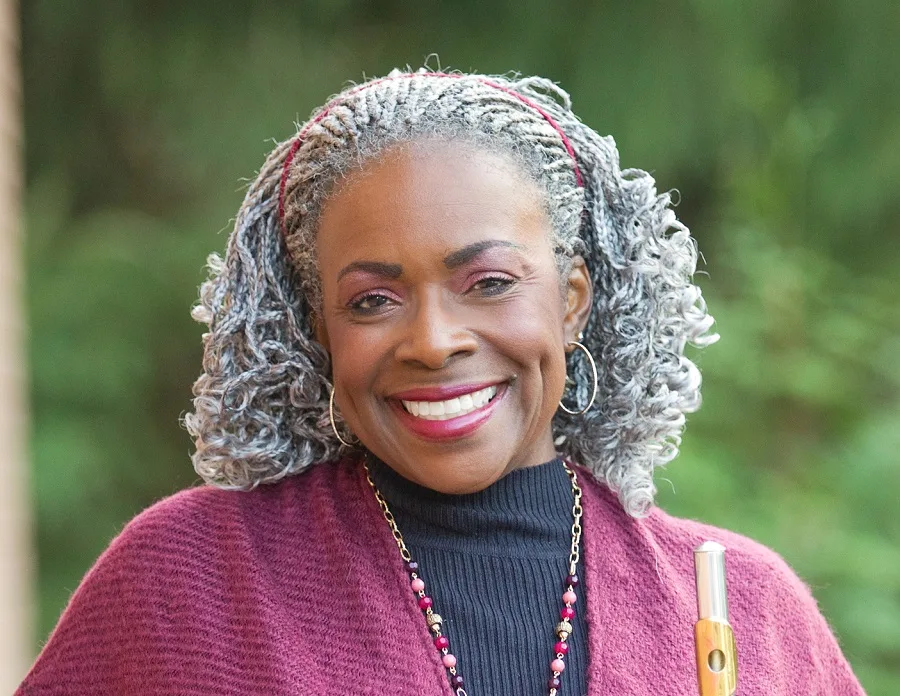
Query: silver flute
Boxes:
[{"xmin": 694, "ymin": 541, "xmax": 738, "ymax": 695}]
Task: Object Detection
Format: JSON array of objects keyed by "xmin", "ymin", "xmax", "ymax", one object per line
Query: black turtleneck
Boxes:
[{"xmin": 368, "ymin": 457, "xmax": 589, "ymax": 696}]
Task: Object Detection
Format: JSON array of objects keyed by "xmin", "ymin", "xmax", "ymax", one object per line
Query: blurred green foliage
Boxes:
[{"xmin": 22, "ymin": 1, "xmax": 899, "ymax": 692}]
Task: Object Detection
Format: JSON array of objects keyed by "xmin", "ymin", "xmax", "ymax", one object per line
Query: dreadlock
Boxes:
[{"xmin": 184, "ymin": 68, "xmax": 718, "ymax": 517}]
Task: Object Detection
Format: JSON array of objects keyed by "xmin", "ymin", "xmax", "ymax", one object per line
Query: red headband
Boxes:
[{"xmin": 277, "ymin": 72, "xmax": 584, "ymax": 235}]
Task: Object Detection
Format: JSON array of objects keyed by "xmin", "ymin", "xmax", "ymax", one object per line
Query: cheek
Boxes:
[
  {"xmin": 322, "ymin": 315, "xmax": 395, "ymax": 423},
  {"xmin": 327, "ymin": 324, "xmax": 386, "ymax": 392},
  {"xmin": 542, "ymin": 345, "xmax": 568, "ymax": 405},
  {"xmin": 486, "ymin": 286, "xmax": 568, "ymax": 394}
]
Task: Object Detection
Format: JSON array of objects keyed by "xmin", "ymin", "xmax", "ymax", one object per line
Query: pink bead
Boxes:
[
  {"xmin": 551, "ymin": 658, "xmax": 566, "ymax": 673},
  {"xmin": 562, "ymin": 591, "xmax": 577, "ymax": 605},
  {"xmin": 554, "ymin": 641, "xmax": 569, "ymax": 655},
  {"xmin": 560, "ymin": 606, "xmax": 575, "ymax": 620},
  {"xmin": 411, "ymin": 578, "xmax": 425, "ymax": 592},
  {"xmin": 434, "ymin": 635, "xmax": 449, "ymax": 650},
  {"xmin": 418, "ymin": 596, "xmax": 433, "ymax": 610},
  {"xmin": 442, "ymin": 653, "xmax": 457, "ymax": 668}
]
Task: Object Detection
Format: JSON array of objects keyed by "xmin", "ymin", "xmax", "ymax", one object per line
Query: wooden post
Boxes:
[{"xmin": 0, "ymin": 0, "xmax": 32, "ymax": 689}]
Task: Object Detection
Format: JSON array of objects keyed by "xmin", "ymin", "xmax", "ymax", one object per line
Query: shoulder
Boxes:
[
  {"xmin": 577, "ymin": 472, "xmax": 865, "ymax": 694},
  {"xmin": 17, "ymin": 458, "xmax": 366, "ymax": 695},
  {"xmin": 105, "ymin": 456, "xmax": 360, "ymax": 554},
  {"xmin": 72, "ymin": 457, "xmax": 360, "ymax": 598},
  {"xmin": 634, "ymin": 498, "xmax": 818, "ymax": 622},
  {"xmin": 646, "ymin": 504, "xmax": 805, "ymax": 586},
  {"xmin": 72, "ymin": 456, "xmax": 367, "ymax": 588},
  {"xmin": 643, "ymin": 503, "xmax": 865, "ymax": 694},
  {"xmin": 578, "ymin": 470, "xmax": 815, "ymax": 596},
  {"xmin": 55, "ymin": 455, "xmax": 367, "ymax": 595}
]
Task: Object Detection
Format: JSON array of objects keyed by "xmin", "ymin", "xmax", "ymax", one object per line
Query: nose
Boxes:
[{"xmin": 393, "ymin": 288, "xmax": 478, "ymax": 369}]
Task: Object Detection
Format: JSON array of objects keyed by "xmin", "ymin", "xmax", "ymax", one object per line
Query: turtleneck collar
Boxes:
[{"xmin": 365, "ymin": 456, "xmax": 577, "ymax": 557}]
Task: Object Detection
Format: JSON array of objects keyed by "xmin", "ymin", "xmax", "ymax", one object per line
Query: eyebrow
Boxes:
[
  {"xmin": 442, "ymin": 240, "xmax": 527, "ymax": 269},
  {"xmin": 336, "ymin": 240, "xmax": 527, "ymax": 282},
  {"xmin": 336, "ymin": 260, "xmax": 403, "ymax": 282}
]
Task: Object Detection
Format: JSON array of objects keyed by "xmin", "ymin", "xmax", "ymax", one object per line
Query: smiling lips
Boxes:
[{"xmin": 391, "ymin": 382, "xmax": 505, "ymax": 440}]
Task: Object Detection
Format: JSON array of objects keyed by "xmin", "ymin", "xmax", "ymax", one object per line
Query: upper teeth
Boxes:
[{"xmin": 402, "ymin": 385, "xmax": 498, "ymax": 420}]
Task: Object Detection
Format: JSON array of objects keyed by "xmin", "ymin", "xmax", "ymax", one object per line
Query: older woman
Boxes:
[{"xmin": 19, "ymin": 70, "xmax": 864, "ymax": 696}]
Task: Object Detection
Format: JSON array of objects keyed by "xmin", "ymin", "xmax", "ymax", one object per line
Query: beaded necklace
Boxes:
[{"xmin": 364, "ymin": 460, "xmax": 584, "ymax": 696}]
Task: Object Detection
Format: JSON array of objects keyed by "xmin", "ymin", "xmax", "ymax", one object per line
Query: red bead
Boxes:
[
  {"xmin": 548, "ymin": 676, "xmax": 562, "ymax": 689},
  {"xmin": 565, "ymin": 574, "xmax": 579, "ymax": 588},
  {"xmin": 450, "ymin": 674, "xmax": 465, "ymax": 688},
  {"xmin": 554, "ymin": 641, "xmax": 569, "ymax": 655},
  {"xmin": 406, "ymin": 561, "xmax": 420, "ymax": 573},
  {"xmin": 418, "ymin": 596, "xmax": 433, "ymax": 610},
  {"xmin": 434, "ymin": 635, "xmax": 449, "ymax": 650},
  {"xmin": 560, "ymin": 606, "xmax": 575, "ymax": 620}
]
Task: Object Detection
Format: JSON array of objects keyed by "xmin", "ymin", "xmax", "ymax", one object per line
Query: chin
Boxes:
[
  {"xmin": 420, "ymin": 474, "xmax": 505, "ymax": 496},
  {"xmin": 398, "ymin": 452, "xmax": 511, "ymax": 495}
]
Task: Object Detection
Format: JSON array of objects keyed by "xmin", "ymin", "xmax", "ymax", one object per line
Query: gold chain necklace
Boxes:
[{"xmin": 364, "ymin": 459, "xmax": 584, "ymax": 696}]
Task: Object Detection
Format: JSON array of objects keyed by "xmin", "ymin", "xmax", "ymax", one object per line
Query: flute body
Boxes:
[{"xmin": 694, "ymin": 541, "xmax": 738, "ymax": 696}]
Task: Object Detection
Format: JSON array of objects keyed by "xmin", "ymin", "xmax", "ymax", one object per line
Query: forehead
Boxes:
[{"xmin": 316, "ymin": 142, "xmax": 554, "ymax": 270}]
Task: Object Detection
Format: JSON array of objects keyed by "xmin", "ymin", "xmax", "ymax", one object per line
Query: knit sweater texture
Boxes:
[{"xmin": 18, "ymin": 457, "xmax": 866, "ymax": 695}]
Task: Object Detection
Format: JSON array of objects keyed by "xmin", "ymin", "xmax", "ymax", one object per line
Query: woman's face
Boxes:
[{"xmin": 315, "ymin": 141, "xmax": 592, "ymax": 493}]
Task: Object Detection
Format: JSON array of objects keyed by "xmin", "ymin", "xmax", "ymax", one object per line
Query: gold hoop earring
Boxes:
[
  {"xmin": 558, "ymin": 340, "xmax": 598, "ymax": 416},
  {"xmin": 329, "ymin": 387, "xmax": 354, "ymax": 447}
]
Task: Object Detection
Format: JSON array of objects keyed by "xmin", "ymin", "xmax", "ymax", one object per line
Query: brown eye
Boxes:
[
  {"xmin": 470, "ymin": 276, "xmax": 515, "ymax": 296},
  {"xmin": 349, "ymin": 293, "xmax": 393, "ymax": 313}
]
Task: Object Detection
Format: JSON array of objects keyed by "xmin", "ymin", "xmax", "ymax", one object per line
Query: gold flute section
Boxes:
[
  {"xmin": 694, "ymin": 542, "xmax": 738, "ymax": 696},
  {"xmin": 694, "ymin": 618, "xmax": 737, "ymax": 695}
]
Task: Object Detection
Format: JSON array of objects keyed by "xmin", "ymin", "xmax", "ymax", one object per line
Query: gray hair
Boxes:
[{"xmin": 184, "ymin": 68, "xmax": 719, "ymax": 517}]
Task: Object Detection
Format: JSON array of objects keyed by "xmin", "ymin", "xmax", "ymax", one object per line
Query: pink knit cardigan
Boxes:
[{"xmin": 18, "ymin": 457, "xmax": 865, "ymax": 695}]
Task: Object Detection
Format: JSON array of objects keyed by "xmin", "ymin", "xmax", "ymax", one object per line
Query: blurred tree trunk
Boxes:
[{"xmin": 0, "ymin": 0, "xmax": 31, "ymax": 689}]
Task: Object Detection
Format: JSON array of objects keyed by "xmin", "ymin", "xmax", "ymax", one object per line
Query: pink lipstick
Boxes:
[{"xmin": 389, "ymin": 382, "xmax": 507, "ymax": 441}]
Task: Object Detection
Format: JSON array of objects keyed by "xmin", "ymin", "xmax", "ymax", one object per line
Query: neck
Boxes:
[{"xmin": 366, "ymin": 455, "xmax": 574, "ymax": 555}]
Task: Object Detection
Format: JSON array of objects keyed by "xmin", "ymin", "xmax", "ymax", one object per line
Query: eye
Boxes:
[
  {"xmin": 469, "ymin": 275, "xmax": 516, "ymax": 296},
  {"xmin": 348, "ymin": 292, "xmax": 396, "ymax": 314}
]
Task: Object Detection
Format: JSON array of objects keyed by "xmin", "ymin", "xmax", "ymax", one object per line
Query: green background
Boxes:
[{"xmin": 23, "ymin": 1, "xmax": 899, "ymax": 692}]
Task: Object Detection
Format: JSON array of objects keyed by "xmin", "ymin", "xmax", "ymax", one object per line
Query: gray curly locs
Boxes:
[{"xmin": 184, "ymin": 68, "xmax": 719, "ymax": 517}]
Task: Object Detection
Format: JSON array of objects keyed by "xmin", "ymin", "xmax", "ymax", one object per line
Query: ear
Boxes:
[{"xmin": 563, "ymin": 255, "xmax": 592, "ymax": 347}]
